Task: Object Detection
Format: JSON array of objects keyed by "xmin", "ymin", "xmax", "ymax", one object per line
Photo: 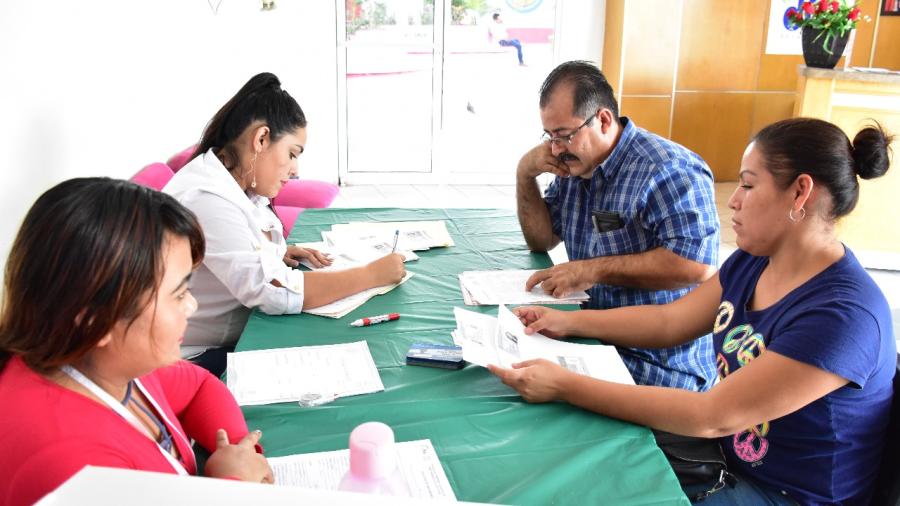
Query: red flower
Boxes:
[
  {"xmin": 786, "ymin": 7, "xmax": 799, "ymax": 22},
  {"xmin": 801, "ymin": 2, "xmax": 816, "ymax": 15},
  {"xmin": 817, "ymin": 0, "xmax": 828, "ymax": 13},
  {"xmin": 848, "ymin": 7, "xmax": 861, "ymax": 20},
  {"xmin": 830, "ymin": 1, "xmax": 840, "ymax": 12}
]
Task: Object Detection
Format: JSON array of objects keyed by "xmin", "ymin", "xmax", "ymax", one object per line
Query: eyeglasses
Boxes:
[{"xmin": 541, "ymin": 110, "xmax": 599, "ymax": 146}]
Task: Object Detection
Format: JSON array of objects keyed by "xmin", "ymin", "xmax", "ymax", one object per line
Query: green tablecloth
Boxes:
[{"xmin": 235, "ymin": 208, "xmax": 688, "ymax": 505}]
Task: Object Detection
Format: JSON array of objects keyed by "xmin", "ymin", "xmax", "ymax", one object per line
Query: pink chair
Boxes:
[
  {"xmin": 166, "ymin": 145, "xmax": 340, "ymax": 237},
  {"xmin": 166, "ymin": 146, "xmax": 196, "ymax": 173},
  {"xmin": 272, "ymin": 180, "xmax": 340, "ymax": 237},
  {"xmin": 273, "ymin": 179, "xmax": 340, "ymax": 210},
  {"xmin": 130, "ymin": 163, "xmax": 174, "ymax": 191}
]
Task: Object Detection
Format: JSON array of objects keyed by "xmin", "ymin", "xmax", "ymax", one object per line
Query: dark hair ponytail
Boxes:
[
  {"xmin": 193, "ymin": 72, "xmax": 307, "ymax": 169},
  {"xmin": 753, "ymin": 118, "xmax": 894, "ymax": 219}
]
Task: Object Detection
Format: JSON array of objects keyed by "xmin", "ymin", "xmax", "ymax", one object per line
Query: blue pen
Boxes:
[{"xmin": 391, "ymin": 229, "xmax": 400, "ymax": 253}]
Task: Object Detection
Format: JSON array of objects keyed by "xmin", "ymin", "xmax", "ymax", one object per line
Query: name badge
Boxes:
[{"xmin": 591, "ymin": 211, "xmax": 624, "ymax": 233}]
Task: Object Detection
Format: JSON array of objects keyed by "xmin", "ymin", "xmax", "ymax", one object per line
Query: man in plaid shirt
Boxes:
[{"xmin": 516, "ymin": 61, "xmax": 720, "ymax": 391}]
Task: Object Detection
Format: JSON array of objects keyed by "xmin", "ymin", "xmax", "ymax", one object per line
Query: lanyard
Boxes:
[{"xmin": 60, "ymin": 365, "xmax": 193, "ymax": 476}]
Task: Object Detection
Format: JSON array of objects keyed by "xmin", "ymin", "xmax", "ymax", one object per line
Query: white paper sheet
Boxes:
[
  {"xmin": 329, "ymin": 220, "xmax": 454, "ymax": 250},
  {"xmin": 304, "ymin": 272, "xmax": 414, "ymax": 319},
  {"xmin": 294, "ymin": 241, "xmax": 418, "ymax": 272},
  {"xmin": 452, "ymin": 305, "xmax": 635, "ymax": 385},
  {"xmin": 268, "ymin": 439, "xmax": 456, "ymax": 500},
  {"xmin": 226, "ymin": 341, "xmax": 384, "ymax": 406},
  {"xmin": 458, "ymin": 269, "xmax": 589, "ymax": 305}
]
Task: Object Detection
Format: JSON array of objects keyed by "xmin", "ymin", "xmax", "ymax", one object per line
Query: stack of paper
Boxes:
[
  {"xmin": 268, "ymin": 439, "xmax": 456, "ymax": 500},
  {"xmin": 324, "ymin": 220, "xmax": 454, "ymax": 251},
  {"xmin": 225, "ymin": 341, "xmax": 384, "ymax": 406},
  {"xmin": 451, "ymin": 305, "xmax": 635, "ymax": 385},
  {"xmin": 458, "ymin": 269, "xmax": 589, "ymax": 305},
  {"xmin": 304, "ymin": 272, "xmax": 414, "ymax": 319},
  {"xmin": 293, "ymin": 240, "xmax": 418, "ymax": 272}
]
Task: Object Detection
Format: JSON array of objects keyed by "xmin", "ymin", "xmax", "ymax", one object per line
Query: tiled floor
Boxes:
[{"xmin": 333, "ymin": 182, "xmax": 900, "ymax": 343}]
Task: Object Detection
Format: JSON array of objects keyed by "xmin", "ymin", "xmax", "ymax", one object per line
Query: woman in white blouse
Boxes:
[{"xmin": 164, "ymin": 72, "xmax": 405, "ymax": 375}]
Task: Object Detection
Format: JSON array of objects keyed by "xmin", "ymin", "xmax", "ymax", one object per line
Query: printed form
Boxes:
[
  {"xmin": 328, "ymin": 220, "xmax": 454, "ymax": 250},
  {"xmin": 303, "ymin": 272, "xmax": 414, "ymax": 319},
  {"xmin": 226, "ymin": 341, "xmax": 384, "ymax": 406},
  {"xmin": 458, "ymin": 269, "xmax": 589, "ymax": 305},
  {"xmin": 268, "ymin": 439, "xmax": 456, "ymax": 500},
  {"xmin": 453, "ymin": 305, "xmax": 635, "ymax": 385},
  {"xmin": 294, "ymin": 240, "xmax": 418, "ymax": 271}
]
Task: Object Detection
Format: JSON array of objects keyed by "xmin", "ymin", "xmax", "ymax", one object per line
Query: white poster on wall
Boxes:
[{"xmin": 765, "ymin": 0, "xmax": 803, "ymax": 55}]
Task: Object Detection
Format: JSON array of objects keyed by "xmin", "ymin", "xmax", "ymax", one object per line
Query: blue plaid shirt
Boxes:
[{"xmin": 544, "ymin": 118, "xmax": 719, "ymax": 391}]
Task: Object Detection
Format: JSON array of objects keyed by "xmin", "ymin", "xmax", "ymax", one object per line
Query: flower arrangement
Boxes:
[{"xmin": 786, "ymin": 1, "xmax": 865, "ymax": 54}]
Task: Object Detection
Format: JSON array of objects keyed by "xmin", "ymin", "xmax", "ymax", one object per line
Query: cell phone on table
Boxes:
[{"xmin": 406, "ymin": 343, "xmax": 465, "ymax": 370}]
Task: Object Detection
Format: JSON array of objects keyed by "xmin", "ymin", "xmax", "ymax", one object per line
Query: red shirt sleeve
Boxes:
[{"xmin": 151, "ymin": 361, "xmax": 255, "ymax": 453}]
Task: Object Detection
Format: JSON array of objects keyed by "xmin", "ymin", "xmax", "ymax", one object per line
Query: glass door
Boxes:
[
  {"xmin": 337, "ymin": 0, "xmax": 558, "ymax": 185},
  {"xmin": 439, "ymin": 0, "xmax": 559, "ymax": 184},
  {"xmin": 338, "ymin": 0, "xmax": 442, "ymax": 184}
]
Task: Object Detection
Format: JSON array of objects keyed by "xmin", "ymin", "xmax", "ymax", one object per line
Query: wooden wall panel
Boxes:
[
  {"xmin": 756, "ymin": 10, "xmax": 805, "ymax": 92},
  {"xmin": 602, "ymin": 0, "xmax": 625, "ymax": 101},
  {"xmin": 750, "ymin": 93, "xmax": 795, "ymax": 136},
  {"xmin": 671, "ymin": 93, "xmax": 754, "ymax": 181},
  {"xmin": 620, "ymin": 96, "xmax": 672, "ymax": 137},
  {"xmin": 757, "ymin": 55, "xmax": 805, "ymax": 91},
  {"xmin": 621, "ymin": 0, "xmax": 678, "ymax": 95},
  {"xmin": 676, "ymin": 0, "xmax": 766, "ymax": 91},
  {"xmin": 849, "ymin": 0, "xmax": 877, "ymax": 67},
  {"xmin": 873, "ymin": 17, "xmax": 900, "ymax": 70}
]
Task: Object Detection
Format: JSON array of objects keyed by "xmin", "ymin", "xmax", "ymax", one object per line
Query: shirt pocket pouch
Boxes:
[{"xmin": 590, "ymin": 222, "xmax": 639, "ymax": 256}]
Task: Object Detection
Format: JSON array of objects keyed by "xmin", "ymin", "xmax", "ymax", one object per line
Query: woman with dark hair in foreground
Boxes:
[{"xmin": 0, "ymin": 178, "xmax": 272, "ymax": 506}]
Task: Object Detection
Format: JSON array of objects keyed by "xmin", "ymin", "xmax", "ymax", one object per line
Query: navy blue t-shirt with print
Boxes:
[{"xmin": 715, "ymin": 248, "xmax": 894, "ymax": 505}]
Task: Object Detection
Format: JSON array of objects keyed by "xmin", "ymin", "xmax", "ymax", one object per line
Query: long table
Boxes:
[{"xmin": 234, "ymin": 208, "xmax": 688, "ymax": 505}]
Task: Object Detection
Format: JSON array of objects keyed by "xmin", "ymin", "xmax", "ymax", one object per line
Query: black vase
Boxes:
[{"xmin": 801, "ymin": 26, "xmax": 850, "ymax": 69}]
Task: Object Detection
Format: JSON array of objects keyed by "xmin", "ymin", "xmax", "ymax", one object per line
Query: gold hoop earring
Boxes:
[
  {"xmin": 249, "ymin": 151, "xmax": 259, "ymax": 189},
  {"xmin": 788, "ymin": 207, "xmax": 806, "ymax": 222}
]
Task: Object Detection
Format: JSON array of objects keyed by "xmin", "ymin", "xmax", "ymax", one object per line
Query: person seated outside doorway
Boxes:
[{"xmin": 489, "ymin": 13, "xmax": 525, "ymax": 66}]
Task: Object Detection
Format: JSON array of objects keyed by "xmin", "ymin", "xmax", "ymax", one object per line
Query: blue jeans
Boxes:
[
  {"xmin": 499, "ymin": 39, "xmax": 523, "ymax": 64},
  {"xmin": 685, "ymin": 473, "xmax": 798, "ymax": 505}
]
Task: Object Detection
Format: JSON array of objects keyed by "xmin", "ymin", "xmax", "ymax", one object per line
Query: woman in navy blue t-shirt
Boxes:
[{"xmin": 490, "ymin": 118, "xmax": 895, "ymax": 505}]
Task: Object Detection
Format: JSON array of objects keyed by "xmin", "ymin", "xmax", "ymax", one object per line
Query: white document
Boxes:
[
  {"xmin": 304, "ymin": 272, "xmax": 414, "ymax": 319},
  {"xmin": 294, "ymin": 241, "xmax": 418, "ymax": 272},
  {"xmin": 268, "ymin": 439, "xmax": 456, "ymax": 500},
  {"xmin": 458, "ymin": 269, "xmax": 589, "ymax": 306},
  {"xmin": 330, "ymin": 220, "xmax": 455, "ymax": 250},
  {"xmin": 453, "ymin": 305, "xmax": 635, "ymax": 385},
  {"xmin": 226, "ymin": 341, "xmax": 384, "ymax": 406}
]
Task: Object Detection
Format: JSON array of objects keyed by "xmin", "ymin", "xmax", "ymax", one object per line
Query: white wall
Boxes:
[
  {"xmin": 0, "ymin": 1, "xmax": 340, "ymax": 277},
  {"xmin": 0, "ymin": 0, "xmax": 605, "ymax": 282},
  {"xmin": 556, "ymin": 0, "xmax": 605, "ymax": 66}
]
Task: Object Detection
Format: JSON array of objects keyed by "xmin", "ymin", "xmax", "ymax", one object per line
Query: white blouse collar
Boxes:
[{"xmin": 197, "ymin": 149, "xmax": 271, "ymax": 212}]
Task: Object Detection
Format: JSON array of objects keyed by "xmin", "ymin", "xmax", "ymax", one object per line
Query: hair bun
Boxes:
[{"xmin": 851, "ymin": 123, "xmax": 893, "ymax": 180}]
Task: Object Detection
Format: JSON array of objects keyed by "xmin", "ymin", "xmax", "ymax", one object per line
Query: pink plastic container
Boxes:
[{"xmin": 338, "ymin": 422, "xmax": 408, "ymax": 496}]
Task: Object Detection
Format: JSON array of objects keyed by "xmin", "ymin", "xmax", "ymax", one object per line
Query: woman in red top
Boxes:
[{"xmin": 0, "ymin": 178, "xmax": 273, "ymax": 506}]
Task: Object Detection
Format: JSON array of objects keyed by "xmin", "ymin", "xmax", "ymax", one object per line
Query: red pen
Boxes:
[{"xmin": 350, "ymin": 313, "xmax": 400, "ymax": 327}]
